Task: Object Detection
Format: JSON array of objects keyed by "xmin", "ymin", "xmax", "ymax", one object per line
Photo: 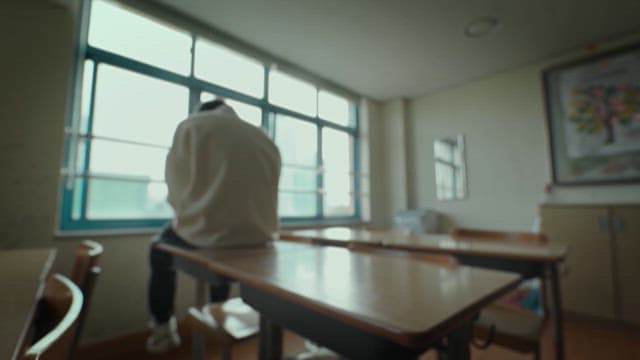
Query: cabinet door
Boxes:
[
  {"xmin": 613, "ymin": 206, "xmax": 640, "ymax": 325},
  {"xmin": 541, "ymin": 206, "xmax": 616, "ymax": 320}
]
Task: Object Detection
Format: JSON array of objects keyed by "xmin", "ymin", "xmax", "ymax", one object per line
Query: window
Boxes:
[
  {"xmin": 269, "ymin": 70, "xmax": 317, "ymax": 116},
  {"xmin": 319, "ymin": 90, "xmax": 351, "ymax": 127},
  {"xmin": 88, "ymin": 0, "xmax": 191, "ymax": 74},
  {"xmin": 200, "ymin": 92, "xmax": 262, "ymax": 127},
  {"xmin": 322, "ymin": 128, "xmax": 354, "ymax": 216},
  {"xmin": 60, "ymin": 0, "xmax": 363, "ymax": 231},
  {"xmin": 275, "ymin": 115, "xmax": 318, "ymax": 218},
  {"xmin": 194, "ymin": 39, "xmax": 264, "ymax": 98},
  {"xmin": 433, "ymin": 135, "xmax": 467, "ymax": 200}
]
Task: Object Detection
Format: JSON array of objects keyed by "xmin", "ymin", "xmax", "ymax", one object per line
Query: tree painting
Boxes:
[{"xmin": 568, "ymin": 82, "xmax": 640, "ymax": 144}]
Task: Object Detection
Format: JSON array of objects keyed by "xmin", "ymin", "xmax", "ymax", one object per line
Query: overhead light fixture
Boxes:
[{"xmin": 464, "ymin": 16, "xmax": 500, "ymax": 38}]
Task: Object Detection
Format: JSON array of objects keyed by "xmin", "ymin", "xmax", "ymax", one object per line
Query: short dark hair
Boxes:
[{"xmin": 198, "ymin": 99, "xmax": 225, "ymax": 112}]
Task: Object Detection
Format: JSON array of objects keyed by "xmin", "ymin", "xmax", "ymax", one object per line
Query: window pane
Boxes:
[
  {"xmin": 200, "ymin": 93, "xmax": 262, "ymax": 127},
  {"xmin": 434, "ymin": 140, "xmax": 452, "ymax": 161},
  {"xmin": 322, "ymin": 128, "xmax": 352, "ymax": 174},
  {"xmin": 275, "ymin": 115, "xmax": 317, "ymax": 167},
  {"xmin": 89, "ymin": 139, "xmax": 168, "ymax": 181},
  {"xmin": 322, "ymin": 128, "xmax": 354, "ymax": 216},
  {"xmin": 79, "ymin": 60, "xmax": 95, "ymax": 134},
  {"xmin": 86, "ymin": 178, "xmax": 172, "ymax": 219},
  {"xmin": 278, "ymin": 192, "xmax": 317, "ymax": 217},
  {"xmin": 435, "ymin": 162, "xmax": 454, "ymax": 199},
  {"xmin": 361, "ymin": 176, "xmax": 370, "ymax": 193},
  {"xmin": 92, "ymin": 64, "xmax": 188, "ymax": 147},
  {"xmin": 324, "ymin": 172, "xmax": 354, "ymax": 216},
  {"xmin": 195, "ymin": 39, "xmax": 264, "ymax": 98},
  {"xmin": 71, "ymin": 178, "xmax": 84, "ymax": 220},
  {"xmin": 74, "ymin": 138, "xmax": 87, "ymax": 174},
  {"xmin": 360, "ymin": 194, "xmax": 371, "ymax": 222},
  {"xmin": 88, "ymin": 0, "xmax": 191, "ymax": 74},
  {"xmin": 456, "ymin": 168, "xmax": 465, "ymax": 196},
  {"xmin": 269, "ymin": 70, "xmax": 317, "ymax": 116},
  {"xmin": 227, "ymin": 99, "xmax": 261, "ymax": 127},
  {"xmin": 319, "ymin": 90, "xmax": 350, "ymax": 126},
  {"xmin": 280, "ymin": 167, "xmax": 317, "ymax": 191}
]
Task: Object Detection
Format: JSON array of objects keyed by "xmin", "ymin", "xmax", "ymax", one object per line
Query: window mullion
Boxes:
[
  {"xmin": 317, "ymin": 124, "xmax": 324, "ymax": 219},
  {"xmin": 449, "ymin": 143, "xmax": 457, "ymax": 198},
  {"xmin": 262, "ymin": 64, "xmax": 270, "ymax": 132},
  {"xmin": 353, "ymin": 104, "xmax": 361, "ymax": 219},
  {"xmin": 189, "ymin": 34, "xmax": 196, "ymax": 78},
  {"xmin": 79, "ymin": 62, "xmax": 100, "ymax": 221}
]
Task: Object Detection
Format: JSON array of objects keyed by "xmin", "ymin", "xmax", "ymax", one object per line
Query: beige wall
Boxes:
[
  {"xmin": 369, "ymin": 98, "xmax": 412, "ymax": 228},
  {"xmin": 0, "ymin": 2, "xmax": 73, "ymax": 249},
  {"xmin": 0, "ymin": 1, "xmax": 195, "ymax": 344},
  {"xmin": 402, "ymin": 32, "xmax": 640, "ymax": 232}
]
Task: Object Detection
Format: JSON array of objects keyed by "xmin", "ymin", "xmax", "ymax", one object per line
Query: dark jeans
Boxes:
[{"xmin": 148, "ymin": 223, "xmax": 230, "ymax": 324}]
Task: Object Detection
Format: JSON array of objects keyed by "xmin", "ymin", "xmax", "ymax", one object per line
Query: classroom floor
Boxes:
[{"xmin": 77, "ymin": 318, "xmax": 640, "ymax": 360}]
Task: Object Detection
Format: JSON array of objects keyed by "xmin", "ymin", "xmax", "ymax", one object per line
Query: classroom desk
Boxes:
[
  {"xmin": 0, "ymin": 248, "xmax": 56, "ymax": 360},
  {"xmin": 157, "ymin": 241, "xmax": 520, "ymax": 360},
  {"xmin": 281, "ymin": 227, "xmax": 570, "ymax": 360}
]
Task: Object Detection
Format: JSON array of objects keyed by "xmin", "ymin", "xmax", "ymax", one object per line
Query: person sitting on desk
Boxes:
[{"xmin": 146, "ymin": 98, "xmax": 281, "ymax": 353}]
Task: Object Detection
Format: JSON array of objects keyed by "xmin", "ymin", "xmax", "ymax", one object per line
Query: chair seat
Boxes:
[{"xmin": 474, "ymin": 304, "xmax": 545, "ymax": 353}]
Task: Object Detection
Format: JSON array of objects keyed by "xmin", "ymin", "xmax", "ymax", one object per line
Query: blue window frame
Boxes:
[{"xmin": 59, "ymin": 0, "xmax": 363, "ymax": 232}]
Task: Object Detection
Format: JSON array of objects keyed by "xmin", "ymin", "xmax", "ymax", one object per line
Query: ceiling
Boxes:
[{"xmin": 152, "ymin": 0, "xmax": 640, "ymax": 100}]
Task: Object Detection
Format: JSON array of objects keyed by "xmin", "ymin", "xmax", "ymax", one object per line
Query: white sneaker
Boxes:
[{"xmin": 146, "ymin": 316, "xmax": 181, "ymax": 354}]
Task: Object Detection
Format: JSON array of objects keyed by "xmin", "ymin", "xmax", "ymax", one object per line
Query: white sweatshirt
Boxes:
[{"xmin": 165, "ymin": 105, "xmax": 281, "ymax": 248}]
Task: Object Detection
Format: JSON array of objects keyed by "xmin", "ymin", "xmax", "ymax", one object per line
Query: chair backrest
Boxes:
[
  {"xmin": 23, "ymin": 274, "xmax": 83, "ymax": 360},
  {"xmin": 348, "ymin": 242, "xmax": 459, "ymax": 268},
  {"xmin": 69, "ymin": 240, "xmax": 103, "ymax": 288},
  {"xmin": 68, "ymin": 266, "xmax": 101, "ymax": 359},
  {"xmin": 68, "ymin": 241, "xmax": 103, "ymax": 359},
  {"xmin": 450, "ymin": 227, "xmax": 548, "ymax": 246}
]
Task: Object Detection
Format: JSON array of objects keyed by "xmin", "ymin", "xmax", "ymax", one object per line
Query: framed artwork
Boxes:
[{"xmin": 543, "ymin": 43, "xmax": 640, "ymax": 185}]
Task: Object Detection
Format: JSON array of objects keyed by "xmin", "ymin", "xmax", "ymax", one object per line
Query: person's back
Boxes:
[
  {"xmin": 146, "ymin": 100, "xmax": 280, "ymax": 354},
  {"xmin": 166, "ymin": 104, "xmax": 280, "ymax": 248}
]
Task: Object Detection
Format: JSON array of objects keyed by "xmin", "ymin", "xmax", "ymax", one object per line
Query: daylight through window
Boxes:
[{"xmin": 60, "ymin": 0, "xmax": 363, "ymax": 231}]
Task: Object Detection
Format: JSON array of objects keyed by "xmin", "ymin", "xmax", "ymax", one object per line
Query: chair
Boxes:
[
  {"xmin": 68, "ymin": 240, "xmax": 103, "ymax": 359},
  {"xmin": 185, "ymin": 297, "xmax": 260, "ymax": 360},
  {"xmin": 69, "ymin": 240, "xmax": 104, "ymax": 288},
  {"xmin": 23, "ymin": 273, "xmax": 84, "ymax": 360},
  {"xmin": 449, "ymin": 227, "xmax": 548, "ymax": 246},
  {"xmin": 450, "ymin": 227, "xmax": 546, "ymax": 360}
]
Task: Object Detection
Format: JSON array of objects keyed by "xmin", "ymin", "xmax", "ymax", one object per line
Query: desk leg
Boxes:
[
  {"xmin": 549, "ymin": 264, "xmax": 564, "ymax": 360},
  {"xmin": 437, "ymin": 321, "xmax": 472, "ymax": 360},
  {"xmin": 541, "ymin": 274, "xmax": 550, "ymax": 318},
  {"xmin": 192, "ymin": 280, "xmax": 207, "ymax": 360},
  {"xmin": 258, "ymin": 315, "xmax": 282, "ymax": 360}
]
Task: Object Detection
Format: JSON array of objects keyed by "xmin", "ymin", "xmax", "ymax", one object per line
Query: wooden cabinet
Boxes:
[
  {"xmin": 541, "ymin": 205, "xmax": 616, "ymax": 320},
  {"xmin": 541, "ymin": 204, "xmax": 640, "ymax": 325},
  {"xmin": 614, "ymin": 206, "xmax": 640, "ymax": 325}
]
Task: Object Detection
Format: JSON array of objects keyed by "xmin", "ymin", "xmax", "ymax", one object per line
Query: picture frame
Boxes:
[{"xmin": 543, "ymin": 43, "xmax": 640, "ymax": 185}]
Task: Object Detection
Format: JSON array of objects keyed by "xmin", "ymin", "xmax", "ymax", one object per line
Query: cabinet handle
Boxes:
[
  {"xmin": 612, "ymin": 214, "xmax": 625, "ymax": 233},
  {"xmin": 597, "ymin": 215, "xmax": 609, "ymax": 234}
]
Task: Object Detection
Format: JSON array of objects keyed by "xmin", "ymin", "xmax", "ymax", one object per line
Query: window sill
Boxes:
[
  {"xmin": 55, "ymin": 226, "xmax": 161, "ymax": 238},
  {"xmin": 55, "ymin": 220, "xmax": 367, "ymax": 238}
]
